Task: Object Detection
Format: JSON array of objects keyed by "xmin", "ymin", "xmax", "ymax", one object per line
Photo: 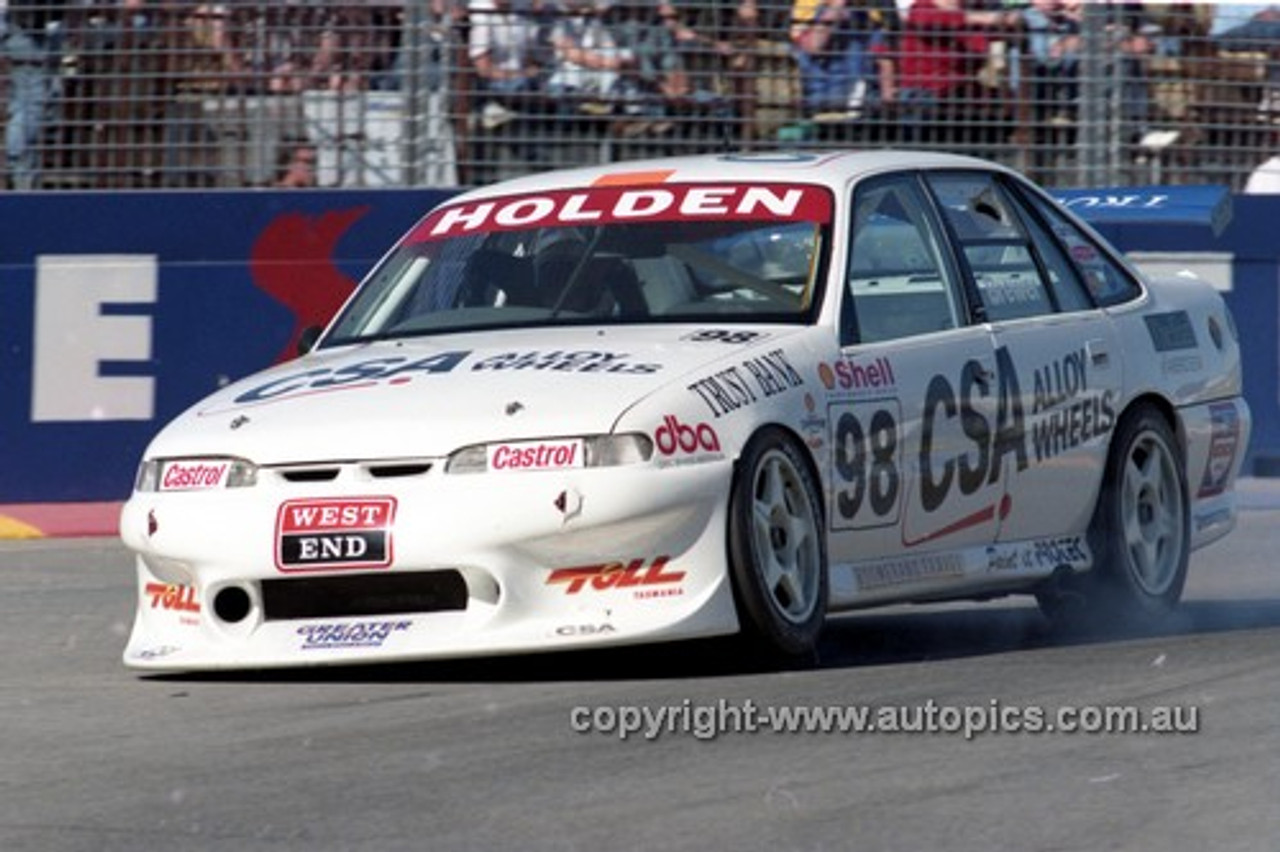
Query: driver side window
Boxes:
[{"xmin": 844, "ymin": 174, "xmax": 963, "ymax": 344}]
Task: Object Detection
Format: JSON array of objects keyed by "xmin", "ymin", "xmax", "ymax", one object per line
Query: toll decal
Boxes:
[
  {"xmin": 546, "ymin": 556, "xmax": 685, "ymax": 599},
  {"xmin": 144, "ymin": 582, "xmax": 201, "ymax": 628}
]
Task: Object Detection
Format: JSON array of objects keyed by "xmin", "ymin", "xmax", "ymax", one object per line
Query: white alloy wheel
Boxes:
[
  {"xmin": 728, "ymin": 429, "xmax": 827, "ymax": 656},
  {"xmin": 1039, "ymin": 403, "xmax": 1189, "ymax": 631},
  {"xmin": 1119, "ymin": 428, "xmax": 1186, "ymax": 597}
]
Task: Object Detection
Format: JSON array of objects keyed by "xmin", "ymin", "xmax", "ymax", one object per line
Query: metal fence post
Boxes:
[{"xmin": 1077, "ymin": 2, "xmax": 1109, "ymax": 187}]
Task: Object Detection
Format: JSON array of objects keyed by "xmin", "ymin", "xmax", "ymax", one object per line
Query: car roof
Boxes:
[{"xmin": 450, "ymin": 150, "xmax": 1010, "ymax": 202}]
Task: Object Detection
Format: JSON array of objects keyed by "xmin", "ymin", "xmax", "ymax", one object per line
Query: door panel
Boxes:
[
  {"xmin": 991, "ymin": 315, "xmax": 1121, "ymax": 541},
  {"xmin": 826, "ymin": 329, "xmax": 1004, "ymax": 565}
]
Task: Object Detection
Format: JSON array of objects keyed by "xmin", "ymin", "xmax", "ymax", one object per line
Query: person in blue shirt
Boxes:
[{"xmin": 2, "ymin": 1, "xmax": 65, "ymax": 190}]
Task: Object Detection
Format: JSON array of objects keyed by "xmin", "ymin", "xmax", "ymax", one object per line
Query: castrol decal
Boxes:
[
  {"xmin": 488, "ymin": 439, "xmax": 585, "ymax": 472},
  {"xmin": 160, "ymin": 460, "xmax": 230, "ymax": 491}
]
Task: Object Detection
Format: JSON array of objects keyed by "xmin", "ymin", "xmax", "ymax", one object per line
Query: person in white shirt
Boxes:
[
  {"xmin": 546, "ymin": 0, "xmax": 635, "ymax": 112},
  {"xmin": 469, "ymin": 0, "xmax": 546, "ymax": 126},
  {"xmin": 1244, "ymin": 153, "xmax": 1280, "ymax": 193}
]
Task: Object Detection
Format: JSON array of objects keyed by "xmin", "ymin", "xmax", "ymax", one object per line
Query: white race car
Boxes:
[{"xmin": 121, "ymin": 151, "xmax": 1250, "ymax": 670}]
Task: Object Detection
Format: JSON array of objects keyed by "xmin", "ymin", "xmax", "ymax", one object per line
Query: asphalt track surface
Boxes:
[{"xmin": 4, "ymin": 493, "xmax": 1280, "ymax": 851}]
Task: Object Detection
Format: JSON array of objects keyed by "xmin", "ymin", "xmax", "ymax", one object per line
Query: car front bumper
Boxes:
[{"xmin": 120, "ymin": 459, "xmax": 741, "ymax": 670}]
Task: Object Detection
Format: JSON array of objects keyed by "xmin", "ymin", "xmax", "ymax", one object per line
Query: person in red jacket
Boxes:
[{"xmin": 895, "ymin": 0, "xmax": 1017, "ymax": 125}]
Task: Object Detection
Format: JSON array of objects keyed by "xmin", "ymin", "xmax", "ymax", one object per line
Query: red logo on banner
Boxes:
[{"xmin": 249, "ymin": 207, "xmax": 369, "ymax": 362}]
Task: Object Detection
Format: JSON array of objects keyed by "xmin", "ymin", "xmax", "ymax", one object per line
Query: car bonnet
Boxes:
[{"xmin": 146, "ymin": 325, "xmax": 805, "ymax": 464}]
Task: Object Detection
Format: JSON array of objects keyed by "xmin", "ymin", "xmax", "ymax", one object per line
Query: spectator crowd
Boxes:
[{"xmin": 4, "ymin": 1, "xmax": 1280, "ymax": 190}]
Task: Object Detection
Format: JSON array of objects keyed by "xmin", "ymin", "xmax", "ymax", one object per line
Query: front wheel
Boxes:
[
  {"xmin": 1039, "ymin": 403, "xmax": 1188, "ymax": 629},
  {"xmin": 727, "ymin": 429, "xmax": 828, "ymax": 657}
]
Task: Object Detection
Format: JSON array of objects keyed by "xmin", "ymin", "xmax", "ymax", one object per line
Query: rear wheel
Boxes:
[
  {"xmin": 727, "ymin": 429, "xmax": 827, "ymax": 657},
  {"xmin": 1038, "ymin": 403, "xmax": 1188, "ymax": 629}
]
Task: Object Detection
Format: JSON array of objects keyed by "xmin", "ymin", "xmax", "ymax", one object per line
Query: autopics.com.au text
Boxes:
[{"xmin": 569, "ymin": 698, "xmax": 1200, "ymax": 742}]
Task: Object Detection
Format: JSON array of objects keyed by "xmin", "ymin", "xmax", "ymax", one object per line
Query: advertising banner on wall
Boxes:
[{"xmin": 1, "ymin": 189, "xmax": 449, "ymax": 504}]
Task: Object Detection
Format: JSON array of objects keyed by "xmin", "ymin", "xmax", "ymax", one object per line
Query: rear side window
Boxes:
[
  {"xmin": 926, "ymin": 172, "xmax": 1055, "ymax": 322},
  {"xmin": 1022, "ymin": 191, "xmax": 1143, "ymax": 306},
  {"xmin": 1003, "ymin": 183, "xmax": 1095, "ymax": 313}
]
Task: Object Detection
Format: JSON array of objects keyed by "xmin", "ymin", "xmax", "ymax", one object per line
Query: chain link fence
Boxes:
[{"xmin": 2, "ymin": 1, "xmax": 1278, "ymax": 191}]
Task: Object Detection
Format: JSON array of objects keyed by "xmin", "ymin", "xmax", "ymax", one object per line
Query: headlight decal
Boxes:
[
  {"xmin": 488, "ymin": 439, "xmax": 585, "ymax": 472},
  {"xmin": 446, "ymin": 434, "xmax": 653, "ymax": 474},
  {"xmin": 135, "ymin": 457, "xmax": 259, "ymax": 492},
  {"xmin": 159, "ymin": 460, "xmax": 231, "ymax": 491}
]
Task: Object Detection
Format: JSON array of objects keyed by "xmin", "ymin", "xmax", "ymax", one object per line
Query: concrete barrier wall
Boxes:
[{"xmin": 0, "ymin": 188, "xmax": 1274, "ymax": 516}]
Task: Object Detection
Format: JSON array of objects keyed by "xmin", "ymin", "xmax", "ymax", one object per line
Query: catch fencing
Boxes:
[{"xmin": 2, "ymin": 2, "xmax": 1278, "ymax": 191}]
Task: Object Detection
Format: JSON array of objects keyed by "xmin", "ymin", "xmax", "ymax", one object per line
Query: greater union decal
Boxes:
[{"xmin": 275, "ymin": 497, "xmax": 397, "ymax": 572}]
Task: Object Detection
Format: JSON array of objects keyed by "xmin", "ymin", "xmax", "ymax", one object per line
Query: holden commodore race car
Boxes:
[{"xmin": 121, "ymin": 150, "xmax": 1250, "ymax": 671}]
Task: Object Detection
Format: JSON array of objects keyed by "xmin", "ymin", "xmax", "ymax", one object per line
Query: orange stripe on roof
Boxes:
[{"xmin": 591, "ymin": 170, "xmax": 677, "ymax": 187}]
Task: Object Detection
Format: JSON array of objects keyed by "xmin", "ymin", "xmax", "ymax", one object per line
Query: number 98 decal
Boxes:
[{"xmin": 831, "ymin": 400, "xmax": 902, "ymax": 530}]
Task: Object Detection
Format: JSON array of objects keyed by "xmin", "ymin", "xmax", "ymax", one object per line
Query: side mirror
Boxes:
[{"xmin": 296, "ymin": 326, "xmax": 322, "ymax": 357}]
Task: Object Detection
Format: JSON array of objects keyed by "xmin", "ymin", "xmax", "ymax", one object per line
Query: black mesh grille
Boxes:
[
  {"xmin": 279, "ymin": 468, "xmax": 341, "ymax": 482},
  {"xmin": 367, "ymin": 463, "xmax": 433, "ymax": 478},
  {"xmin": 261, "ymin": 571, "xmax": 469, "ymax": 621}
]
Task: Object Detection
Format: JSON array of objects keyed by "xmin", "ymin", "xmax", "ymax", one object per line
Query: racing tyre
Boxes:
[
  {"xmin": 728, "ymin": 429, "xmax": 828, "ymax": 658},
  {"xmin": 1039, "ymin": 404, "xmax": 1188, "ymax": 630}
]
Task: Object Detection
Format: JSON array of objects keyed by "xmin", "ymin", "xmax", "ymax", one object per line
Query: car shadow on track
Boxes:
[{"xmin": 143, "ymin": 596, "xmax": 1280, "ymax": 685}]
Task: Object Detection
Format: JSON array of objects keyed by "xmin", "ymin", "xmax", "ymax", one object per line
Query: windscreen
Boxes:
[{"xmin": 324, "ymin": 182, "xmax": 832, "ymax": 345}]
